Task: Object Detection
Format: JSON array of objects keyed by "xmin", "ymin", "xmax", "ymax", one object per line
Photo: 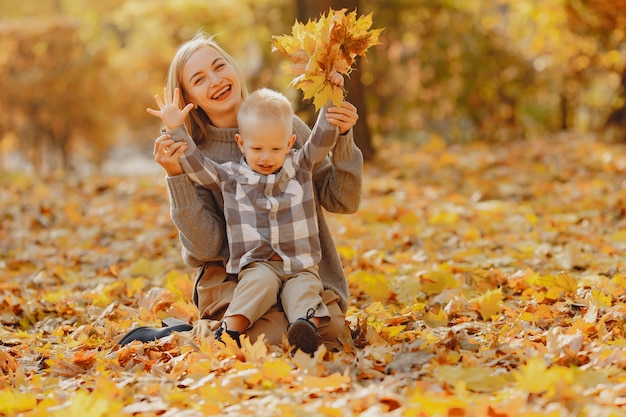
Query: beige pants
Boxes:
[
  {"xmin": 226, "ymin": 260, "xmax": 329, "ymax": 326},
  {"xmin": 192, "ymin": 261, "xmax": 346, "ymax": 350}
]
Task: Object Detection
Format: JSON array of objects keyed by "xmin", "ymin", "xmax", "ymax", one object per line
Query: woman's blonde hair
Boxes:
[{"xmin": 165, "ymin": 31, "xmax": 249, "ymax": 141}]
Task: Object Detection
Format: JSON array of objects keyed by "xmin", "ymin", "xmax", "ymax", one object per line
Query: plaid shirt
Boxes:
[{"xmin": 172, "ymin": 108, "xmax": 338, "ymax": 274}]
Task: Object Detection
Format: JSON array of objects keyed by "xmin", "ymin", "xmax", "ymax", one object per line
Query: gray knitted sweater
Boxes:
[{"xmin": 164, "ymin": 115, "xmax": 363, "ymax": 311}]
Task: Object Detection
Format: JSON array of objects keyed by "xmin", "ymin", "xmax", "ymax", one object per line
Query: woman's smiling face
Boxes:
[{"xmin": 181, "ymin": 45, "xmax": 243, "ymax": 127}]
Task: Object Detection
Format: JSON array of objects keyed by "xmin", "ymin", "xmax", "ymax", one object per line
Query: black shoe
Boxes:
[
  {"xmin": 117, "ymin": 322, "xmax": 193, "ymax": 346},
  {"xmin": 214, "ymin": 323, "xmax": 242, "ymax": 347},
  {"xmin": 287, "ymin": 309, "xmax": 320, "ymax": 354}
]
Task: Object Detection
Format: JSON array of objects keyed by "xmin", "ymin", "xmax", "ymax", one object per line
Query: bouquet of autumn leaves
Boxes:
[{"xmin": 271, "ymin": 8, "xmax": 382, "ymax": 110}]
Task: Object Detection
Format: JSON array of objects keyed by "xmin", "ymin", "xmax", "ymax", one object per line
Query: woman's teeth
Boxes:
[{"xmin": 212, "ymin": 86, "xmax": 231, "ymax": 99}]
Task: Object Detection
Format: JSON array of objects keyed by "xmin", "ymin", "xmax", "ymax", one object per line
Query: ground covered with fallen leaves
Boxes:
[{"xmin": 1, "ymin": 134, "xmax": 626, "ymax": 416}]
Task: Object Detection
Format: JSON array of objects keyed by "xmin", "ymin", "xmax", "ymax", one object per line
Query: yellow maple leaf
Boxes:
[
  {"xmin": 423, "ymin": 308, "xmax": 448, "ymax": 328},
  {"xmin": 291, "ymin": 348, "xmax": 327, "ymax": 376},
  {"xmin": 349, "ymin": 271, "xmax": 391, "ymax": 302},
  {"xmin": 51, "ymin": 390, "xmax": 117, "ymax": 417},
  {"xmin": 0, "ymin": 390, "xmax": 37, "ymax": 414},
  {"xmin": 364, "ymin": 301, "xmax": 393, "ymax": 332},
  {"xmin": 514, "ymin": 357, "xmax": 574, "ymax": 396},
  {"xmin": 537, "ymin": 272, "xmax": 578, "ymax": 300},
  {"xmin": 163, "ymin": 270, "xmax": 193, "ymax": 301},
  {"xmin": 302, "ymin": 369, "xmax": 351, "ymax": 392},
  {"xmin": 128, "ymin": 257, "xmax": 167, "ymax": 277},
  {"xmin": 590, "ymin": 289, "xmax": 612, "ymax": 308},
  {"xmin": 240, "ymin": 335, "xmax": 268, "ymax": 362},
  {"xmin": 157, "ymin": 299, "xmax": 197, "ymax": 323},
  {"xmin": 317, "ymin": 406, "xmax": 344, "ymax": 417},
  {"xmin": 42, "ymin": 289, "xmax": 68, "ymax": 304},
  {"xmin": 382, "ymin": 325, "xmax": 406, "ymax": 338},
  {"xmin": 420, "ymin": 263, "xmax": 459, "ymax": 295},
  {"xmin": 296, "ymin": 74, "xmax": 327, "ymax": 100},
  {"xmin": 126, "ymin": 276, "xmax": 147, "ymax": 298},
  {"xmin": 196, "ymin": 384, "xmax": 237, "ymax": 406},
  {"xmin": 434, "ymin": 365, "xmax": 513, "ymax": 392},
  {"xmin": 473, "ymin": 287, "xmax": 503, "ymax": 321},
  {"xmin": 260, "ymin": 358, "xmax": 292, "ymax": 382},
  {"xmin": 272, "ymin": 8, "xmax": 383, "ymax": 110},
  {"xmin": 406, "ymin": 388, "xmax": 468, "ymax": 415}
]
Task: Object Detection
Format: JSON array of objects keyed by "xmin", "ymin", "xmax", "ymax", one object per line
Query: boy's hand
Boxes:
[
  {"xmin": 147, "ymin": 87, "xmax": 195, "ymax": 131},
  {"xmin": 153, "ymin": 133, "xmax": 188, "ymax": 176},
  {"xmin": 328, "ymin": 69, "xmax": 344, "ymax": 88}
]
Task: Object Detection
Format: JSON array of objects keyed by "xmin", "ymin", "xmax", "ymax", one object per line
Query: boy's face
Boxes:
[{"xmin": 235, "ymin": 121, "xmax": 296, "ymax": 175}]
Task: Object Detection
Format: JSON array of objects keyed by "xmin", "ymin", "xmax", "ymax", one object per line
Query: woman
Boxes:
[{"xmin": 122, "ymin": 31, "xmax": 362, "ymax": 350}]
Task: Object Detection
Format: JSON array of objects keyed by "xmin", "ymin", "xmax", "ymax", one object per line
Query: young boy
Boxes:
[{"xmin": 150, "ymin": 84, "xmax": 346, "ymax": 353}]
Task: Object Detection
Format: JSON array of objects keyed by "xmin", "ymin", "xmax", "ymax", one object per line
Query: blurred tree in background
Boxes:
[
  {"xmin": 363, "ymin": 0, "xmax": 623, "ymax": 142},
  {"xmin": 0, "ymin": 18, "xmax": 110, "ymax": 172},
  {"xmin": 0, "ymin": 0, "xmax": 293, "ymax": 172},
  {"xmin": 0, "ymin": 0, "xmax": 624, "ymax": 172},
  {"xmin": 565, "ymin": 0, "xmax": 626, "ymax": 132}
]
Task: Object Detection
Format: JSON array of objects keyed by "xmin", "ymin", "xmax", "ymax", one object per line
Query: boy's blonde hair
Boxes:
[
  {"xmin": 165, "ymin": 31, "xmax": 249, "ymax": 141},
  {"xmin": 237, "ymin": 88, "xmax": 293, "ymax": 139}
]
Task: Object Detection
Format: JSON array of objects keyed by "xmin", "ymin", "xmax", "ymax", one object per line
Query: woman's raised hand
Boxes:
[
  {"xmin": 326, "ymin": 101, "xmax": 359, "ymax": 135},
  {"xmin": 325, "ymin": 70, "xmax": 358, "ymax": 134},
  {"xmin": 147, "ymin": 87, "xmax": 195, "ymax": 131}
]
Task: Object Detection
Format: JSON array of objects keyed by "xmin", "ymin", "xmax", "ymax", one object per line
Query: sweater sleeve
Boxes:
[
  {"xmin": 293, "ymin": 115, "xmax": 363, "ymax": 214},
  {"xmin": 165, "ymin": 165, "xmax": 228, "ymax": 268},
  {"xmin": 168, "ymin": 125, "xmax": 222, "ymax": 187},
  {"xmin": 297, "ymin": 107, "xmax": 339, "ymax": 168}
]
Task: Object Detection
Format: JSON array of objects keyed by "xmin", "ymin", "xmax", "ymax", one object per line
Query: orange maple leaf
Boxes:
[{"xmin": 0, "ymin": 350, "xmax": 18, "ymax": 374}]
